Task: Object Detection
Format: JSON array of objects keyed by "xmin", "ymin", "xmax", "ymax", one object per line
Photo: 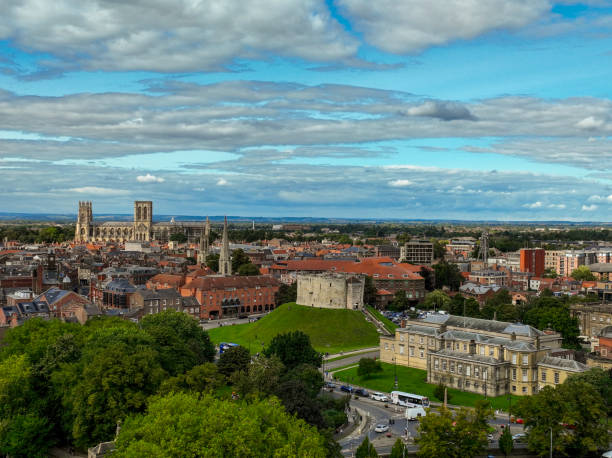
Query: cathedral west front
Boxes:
[{"xmin": 74, "ymin": 200, "xmax": 209, "ymax": 244}]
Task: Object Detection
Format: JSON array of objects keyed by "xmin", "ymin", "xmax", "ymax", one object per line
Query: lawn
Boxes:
[
  {"xmin": 208, "ymin": 303, "xmax": 380, "ymax": 354},
  {"xmin": 332, "ymin": 362, "xmax": 520, "ymax": 411},
  {"xmin": 366, "ymin": 305, "xmax": 398, "ymax": 334}
]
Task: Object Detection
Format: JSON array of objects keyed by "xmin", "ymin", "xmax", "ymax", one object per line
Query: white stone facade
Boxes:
[{"xmin": 296, "ymin": 273, "xmax": 364, "ymax": 310}]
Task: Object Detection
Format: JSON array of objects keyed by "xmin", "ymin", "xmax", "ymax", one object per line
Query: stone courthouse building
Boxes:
[
  {"xmin": 296, "ymin": 273, "xmax": 365, "ymax": 310},
  {"xmin": 74, "ymin": 200, "xmax": 210, "ymax": 243},
  {"xmin": 380, "ymin": 314, "xmax": 587, "ymax": 397}
]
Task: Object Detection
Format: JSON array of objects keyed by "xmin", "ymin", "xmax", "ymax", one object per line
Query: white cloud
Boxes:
[
  {"xmin": 581, "ymin": 204, "xmax": 598, "ymax": 211},
  {"xmin": 0, "ymin": 0, "xmax": 357, "ymax": 73},
  {"xmin": 68, "ymin": 186, "xmax": 130, "ymax": 195},
  {"xmin": 576, "ymin": 116, "xmax": 606, "ymax": 130},
  {"xmin": 388, "ymin": 179, "xmax": 413, "ymax": 187},
  {"xmin": 523, "ymin": 201, "xmax": 543, "ymax": 208},
  {"xmin": 216, "ymin": 178, "xmax": 228, "ymax": 186},
  {"xmin": 337, "ymin": 0, "xmax": 548, "ymax": 54},
  {"xmin": 136, "ymin": 173, "xmax": 164, "ymax": 183},
  {"xmin": 547, "ymin": 204, "xmax": 566, "ymax": 209}
]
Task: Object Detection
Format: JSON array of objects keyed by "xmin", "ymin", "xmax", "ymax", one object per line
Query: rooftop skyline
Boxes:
[{"xmin": 0, "ymin": 1, "xmax": 611, "ymax": 220}]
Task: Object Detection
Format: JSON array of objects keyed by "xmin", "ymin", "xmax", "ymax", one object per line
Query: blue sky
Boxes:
[{"xmin": 0, "ymin": 0, "xmax": 611, "ymax": 220}]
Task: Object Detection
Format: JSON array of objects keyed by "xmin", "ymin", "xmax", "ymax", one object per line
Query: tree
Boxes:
[
  {"xmin": 389, "ymin": 438, "xmax": 406, "ymax": 458},
  {"xmin": 514, "ymin": 381, "xmax": 609, "ymax": 457},
  {"xmin": 140, "ymin": 310, "xmax": 216, "ymax": 376},
  {"xmin": 416, "ymin": 407, "xmax": 489, "ymax": 458},
  {"xmin": 231, "ymin": 355, "xmax": 285, "ymax": 397},
  {"xmin": 433, "ymin": 383, "xmax": 451, "ymax": 403},
  {"xmin": 159, "ymin": 363, "xmax": 225, "ymax": 395},
  {"xmin": 355, "ymin": 436, "xmax": 378, "ymax": 458},
  {"xmin": 231, "ymin": 248, "xmax": 251, "ymax": 272},
  {"xmin": 498, "ymin": 426, "xmax": 513, "ymax": 457},
  {"xmin": 567, "ymin": 368, "xmax": 612, "ymax": 415},
  {"xmin": 276, "ymin": 282, "xmax": 297, "ymax": 305},
  {"xmin": 433, "ymin": 261, "xmax": 463, "ymax": 291},
  {"xmin": 542, "ymin": 268, "xmax": 558, "ymax": 279},
  {"xmin": 169, "ymin": 232, "xmax": 187, "ymax": 243},
  {"xmin": 217, "ymin": 345, "xmax": 251, "ymax": 378},
  {"xmin": 419, "ymin": 267, "xmax": 435, "ymax": 291},
  {"xmin": 0, "ymin": 413, "xmax": 53, "ymax": 458},
  {"xmin": 570, "ymin": 266, "xmax": 596, "ymax": 281},
  {"xmin": 114, "ymin": 393, "xmax": 328, "ymax": 457},
  {"xmin": 357, "ymin": 357, "xmax": 383, "ymax": 379},
  {"xmin": 363, "ymin": 275, "xmax": 378, "ymax": 305},
  {"xmin": 388, "ymin": 290, "xmax": 410, "ymax": 312},
  {"xmin": 423, "ymin": 290, "xmax": 450, "ymax": 311},
  {"xmin": 283, "ymin": 364, "xmax": 324, "ymax": 398},
  {"xmin": 275, "ymin": 379, "xmax": 325, "ymax": 428},
  {"xmin": 264, "ymin": 331, "xmax": 322, "ymax": 370},
  {"xmin": 433, "ymin": 240, "xmax": 447, "ymax": 260},
  {"xmin": 206, "ymin": 253, "xmax": 219, "ymax": 272},
  {"xmin": 237, "ymin": 263, "xmax": 260, "ymax": 276},
  {"xmin": 523, "ymin": 297, "xmax": 581, "ymax": 349}
]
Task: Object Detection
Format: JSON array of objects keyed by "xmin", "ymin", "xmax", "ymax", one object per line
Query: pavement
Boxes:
[
  {"xmin": 324, "ymin": 350, "xmax": 380, "ymax": 372},
  {"xmin": 199, "ymin": 312, "xmax": 268, "ymax": 330}
]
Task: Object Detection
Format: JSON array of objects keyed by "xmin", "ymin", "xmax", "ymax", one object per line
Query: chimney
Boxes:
[
  {"xmin": 498, "ymin": 345, "xmax": 505, "ymax": 362},
  {"xmin": 400, "ymin": 319, "xmax": 406, "ymax": 328},
  {"xmin": 469, "ymin": 339, "xmax": 476, "ymax": 355},
  {"xmin": 535, "ymin": 335, "xmax": 540, "ymax": 350},
  {"xmin": 511, "ymin": 332, "xmax": 516, "ymax": 341}
]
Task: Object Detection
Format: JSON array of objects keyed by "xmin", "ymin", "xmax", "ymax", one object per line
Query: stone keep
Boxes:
[{"xmin": 296, "ymin": 273, "xmax": 365, "ymax": 310}]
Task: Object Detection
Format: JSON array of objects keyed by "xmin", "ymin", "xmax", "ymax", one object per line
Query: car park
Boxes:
[
  {"xmin": 374, "ymin": 424, "xmax": 389, "ymax": 433},
  {"xmin": 371, "ymin": 392, "xmax": 389, "ymax": 402},
  {"xmin": 340, "ymin": 385, "xmax": 353, "ymax": 393}
]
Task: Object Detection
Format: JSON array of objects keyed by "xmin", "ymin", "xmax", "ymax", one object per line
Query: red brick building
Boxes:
[
  {"xmin": 520, "ymin": 248, "xmax": 545, "ymax": 277},
  {"xmin": 180, "ymin": 276, "xmax": 280, "ymax": 319}
]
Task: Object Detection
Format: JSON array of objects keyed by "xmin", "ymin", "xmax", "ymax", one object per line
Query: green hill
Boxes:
[{"xmin": 208, "ymin": 303, "xmax": 380, "ymax": 354}]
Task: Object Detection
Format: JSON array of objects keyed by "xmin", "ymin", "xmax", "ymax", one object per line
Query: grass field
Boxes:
[
  {"xmin": 208, "ymin": 303, "xmax": 380, "ymax": 354},
  {"xmin": 333, "ymin": 362, "xmax": 520, "ymax": 411},
  {"xmin": 366, "ymin": 305, "xmax": 398, "ymax": 334}
]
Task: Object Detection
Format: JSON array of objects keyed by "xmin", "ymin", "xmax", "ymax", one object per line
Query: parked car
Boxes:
[
  {"xmin": 487, "ymin": 433, "xmax": 495, "ymax": 442},
  {"xmin": 374, "ymin": 424, "xmax": 389, "ymax": 433},
  {"xmin": 371, "ymin": 392, "xmax": 389, "ymax": 402},
  {"xmin": 340, "ymin": 385, "xmax": 353, "ymax": 393},
  {"xmin": 325, "ymin": 382, "xmax": 336, "ymax": 389},
  {"xmin": 512, "ymin": 433, "xmax": 527, "ymax": 442},
  {"xmin": 354, "ymin": 388, "xmax": 369, "ymax": 397},
  {"xmin": 601, "ymin": 451, "xmax": 612, "ymax": 458}
]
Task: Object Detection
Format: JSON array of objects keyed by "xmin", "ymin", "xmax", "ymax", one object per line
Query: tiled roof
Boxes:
[
  {"xmin": 182, "ymin": 275, "xmax": 279, "ymax": 291},
  {"xmin": 538, "ymin": 356, "xmax": 588, "ymax": 372},
  {"xmin": 421, "ymin": 314, "xmax": 544, "ymax": 337}
]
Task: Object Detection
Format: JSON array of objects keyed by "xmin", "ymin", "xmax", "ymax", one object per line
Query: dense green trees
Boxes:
[
  {"xmin": 522, "ymin": 296, "xmax": 581, "ymax": 349},
  {"xmin": 169, "ymin": 232, "xmax": 187, "ymax": 243},
  {"xmin": 363, "ymin": 275, "xmax": 378, "ymax": 305},
  {"xmin": 423, "ymin": 289, "xmax": 451, "ymax": 311},
  {"xmin": 356, "ymin": 436, "xmax": 378, "ymax": 457},
  {"xmin": 217, "ymin": 345, "xmax": 251, "ymax": 377},
  {"xmin": 275, "ymin": 282, "xmax": 297, "ymax": 305},
  {"xmin": 570, "ymin": 266, "xmax": 596, "ymax": 281},
  {"xmin": 114, "ymin": 393, "xmax": 328, "ymax": 457},
  {"xmin": 498, "ymin": 426, "xmax": 513, "ymax": 456},
  {"xmin": 357, "ymin": 357, "xmax": 383, "ymax": 378},
  {"xmin": 205, "ymin": 253, "xmax": 220, "ymax": 272},
  {"xmin": 433, "ymin": 261, "xmax": 463, "ymax": 291},
  {"xmin": 264, "ymin": 330, "xmax": 322, "ymax": 369},
  {"xmin": 514, "ymin": 377, "xmax": 609, "ymax": 457},
  {"xmin": 416, "ymin": 403, "xmax": 492, "ymax": 458}
]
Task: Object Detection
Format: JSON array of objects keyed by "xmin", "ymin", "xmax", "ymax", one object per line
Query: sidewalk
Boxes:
[{"xmin": 324, "ymin": 347, "xmax": 379, "ymax": 360}]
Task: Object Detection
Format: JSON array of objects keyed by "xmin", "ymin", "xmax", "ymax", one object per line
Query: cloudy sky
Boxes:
[{"xmin": 0, "ymin": 0, "xmax": 611, "ymax": 220}]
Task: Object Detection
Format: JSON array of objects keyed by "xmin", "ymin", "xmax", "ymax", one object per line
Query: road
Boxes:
[
  {"xmin": 328, "ymin": 388, "xmax": 528, "ymax": 457},
  {"xmin": 323, "ymin": 350, "xmax": 379, "ymax": 372},
  {"xmin": 199, "ymin": 313, "xmax": 268, "ymax": 330}
]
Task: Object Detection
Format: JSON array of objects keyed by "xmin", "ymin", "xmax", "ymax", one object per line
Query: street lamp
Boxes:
[{"xmin": 393, "ymin": 357, "xmax": 398, "ymax": 388}]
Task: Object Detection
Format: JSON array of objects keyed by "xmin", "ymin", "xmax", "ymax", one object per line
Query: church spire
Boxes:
[
  {"xmin": 219, "ymin": 216, "xmax": 232, "ymax": 276},
  {"xmin": 197, "ymin": 216, "xmax": 210, "ymax": 265}
]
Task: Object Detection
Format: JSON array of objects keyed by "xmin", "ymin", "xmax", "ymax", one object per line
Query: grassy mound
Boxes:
[{"xmin": 208, "ymin": 303, "xmax": 380, "ymax": 354}]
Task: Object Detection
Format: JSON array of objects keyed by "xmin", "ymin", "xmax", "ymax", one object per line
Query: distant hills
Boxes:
[{"xmin": 0, "ymin": 212, "xmax": 610, "ymax": 226}]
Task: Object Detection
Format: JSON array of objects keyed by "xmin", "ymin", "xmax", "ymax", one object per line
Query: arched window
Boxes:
[{"xmin": 143, "ymin": 206, "xmax": 147, "ymax": 220}]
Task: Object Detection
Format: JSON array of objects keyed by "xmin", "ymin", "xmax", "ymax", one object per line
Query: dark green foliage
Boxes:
[
  {"xmin": 206, "ymin": 253, "xmax": 220, "ymax": 272},
  {"xmin": 169, "ymin": 232, "xmax": 187, "ymax": 243},
  {"xmin": 264, "ymin": 330, "xmax": 322, "ymax": 369},
  {"xmin": 388, "ymin": 290, "xmax": 410, "ymax": 312},
  {"xmin": 570, "ymin": 266, "xmax": 596, "ymax": 281},
  {"xmin": 283, "ymin": 363, "xmax": 324, "ymax": 398},
  {"xmin": 514, "ymin": 381, "xmax": 609, "ymax": 457},
  {"xmin": 140, "ymin": 310, "xmax": 216, "ymax": 376},
  {"xmin": 567, "ymin": 368, "xmax": 612, "ymax": 415},
  {"xmin": 231, "ymin": 248, "xmax": 252, "ymax": 272},
  {"xmin": 217, "ymin": 345, "xmax": 251, "ymax": 377},
  {"xmin": 357, "ymin": 357, "xmax": 383, "ymax": 379},
  {"xmin": 275, "ymin": 282, "xmax": 297, "ymax": 305},
  {"xmin": 433, "ymin": 383, "xmax": 451, "ymax": 403},
  {"xmin": 363, "ymin": 275, "xmax": 378, "ymax": 305},
  {"xmin": 356, "ymin": 436, "xmax": 378, "ymax": 457},
  {"xmin": 498, "ymin": 426, "xmax": 513, "ymax": 456},
  {"xmin": 389, "ymin": 438, "xmax": 406, "ymax": 458},
  {"xmin": 0, "ymin": 413, "xmax": 54, "ymax": 458},
  {"xmin": 522, "ymin": 296, "xmax": 581, "ymax": 349},
  {"xmin": 159, "ymin": 363, "xmax": 225, "ymax": 394},
  {"xmin": 275, "ymin": 379, "xmax": 325, "ymax": 428},
  {"xmin": 433, "ymin": 261, "xmax": 463, "ymax": 291},
  {"xmin": 237, "ymin": 262, "xmax": 260, "ymax": 275}
]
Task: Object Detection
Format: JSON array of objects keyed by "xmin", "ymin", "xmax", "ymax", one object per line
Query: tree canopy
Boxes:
[{"xmin": 264, "ymin": 331, "xmax": 322, "ymax": 370}]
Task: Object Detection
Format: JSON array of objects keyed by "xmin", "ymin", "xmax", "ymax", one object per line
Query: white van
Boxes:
[{"xmin": 405, "ymin": 406, "xmax": 427, "ymax": 421}]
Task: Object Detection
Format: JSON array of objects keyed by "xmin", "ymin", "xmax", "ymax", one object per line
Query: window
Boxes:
[
  {"xmin": 463, "ymin": 343, "xmax": 467, "ymax": 351},
  {"xmin": 419, "ymin": 336, "xmax": 424, "ymax": 344},
  {"xmin": 458, "ymin": 364, "xmax": 463, "ymax": 374},
  {"xmin": 400, "ymin": 334, "xmax": 405, "ymax": 342},
  {"xmin": 420, "ymin": 349, "xmax": 424, "ymax": 358},
  {"xmin": 480, "ymin": 346, "xmax": 485, "ymax": 355},
  {"xmin": 475, "ymin": 366, "xmax": 480, "ymax": 378},
  {"xmin": 465, "ymin": 380, "xmax": 470, "ymax": 388},
  {"xmin": 450, "ymin": 362, "xmax": 455, "ymax": 373},
  {"xmin": 522, "ymin": 386, "xmax": 527, "ymax": 393},
  {"xmin": 442, "ymin": 360, "xmax": 447, "ymax": 371},
  {"xmin": 512, "ymin": 368, "xmax": 517, "ymax": 381},
  {"xmin": 434, "ymin": 359, "xmax": 439, "ymax": 370},
  {"xmin": 384, "ymin": 343, "xmax": 389, "ymax": 350},
  {"xmin": 554, "ymin": 372, "xmax": 560, "ymax": 384},
  {"xmin": 400, "ymin": 345, "xmax": 405, "ymax": 355},
  {"xmin": 512, "ymin": 353, "xmax": 517, "ymax": 364},
  {"xmin": 409, "ymin": 335, "xmax": 414, "ymax": 343},
  {"xmin": 407, "ymin": 346, "xmax": 412, "ymax": 356},
  {"xmin": 446, "ymin": 342, "xmax": 452, "ymax": 349},
  {"xmin": 466, "ymin": 365, "xmax": 471, "ymax": 376},
  {"xmin": 522, "ymin": 355, "xmax": 528, "ymax": 365},
  {"xmin": 522, "ymin": 369, "xmax": 528, "ymax": 382},
  {"xmin": 489, "ymin": 348, "xmax": 494, "ymax": 356},
  {"xmin": 541, "ymin": 370, "xmax": 547, "ymax": 382},
  {"xmin": 512, "ymin": 385, "xmax": 517, "ymax": 392}
]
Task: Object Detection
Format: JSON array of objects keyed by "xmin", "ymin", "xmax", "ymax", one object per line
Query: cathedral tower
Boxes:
[
  {"xmin": 133, "ymin": 201, "xmax": 153, "ymax": 241},
  {"xmin": 197, "ymin": 216, "xmax": 211, "ymax": 265},
  {"xmin": 75, "ymin": 201, "xmax": 93, "ymax": 242},
  {"xmin": 219, "ymin": 216, "xmax": 232, "ymax": 276}
]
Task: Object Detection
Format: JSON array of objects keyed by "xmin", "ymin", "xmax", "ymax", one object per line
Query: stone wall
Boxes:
[{"xmin": 296, "ymin": 273, "xmax": 364, "ymax": 310}]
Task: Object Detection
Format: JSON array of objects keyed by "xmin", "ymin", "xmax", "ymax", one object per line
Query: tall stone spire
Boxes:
[
  {"xmin": 197, "ymin": 216, "xmax": 210, "ymax": 265},
  {"xmin": 219, "ymin": 216, "xmax": 232, "ymax": 276}
]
